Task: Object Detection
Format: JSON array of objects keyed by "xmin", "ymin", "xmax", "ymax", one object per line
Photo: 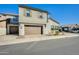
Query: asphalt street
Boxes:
[{"xmin": 0, "ymin": 36, "xmax": 79, "ymax": 55}]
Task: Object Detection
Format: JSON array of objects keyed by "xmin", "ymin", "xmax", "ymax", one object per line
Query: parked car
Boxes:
[{"xmin": 71, "ymin": 28, "xmax": 79, "ymax": 33}]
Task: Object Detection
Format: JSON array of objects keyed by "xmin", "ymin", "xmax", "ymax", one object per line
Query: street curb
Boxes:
[{"xmin": 0, "ymin": 35, "xmax": 79, "ymax": 46}]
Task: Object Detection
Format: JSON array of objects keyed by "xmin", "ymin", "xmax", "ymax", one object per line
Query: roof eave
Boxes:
[{"xmin": 19, "ymin": 5, "xmax": 48, "ymax": 13}]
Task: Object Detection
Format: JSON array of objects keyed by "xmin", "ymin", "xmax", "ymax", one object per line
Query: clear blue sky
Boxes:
[{"xmin": 0, "ymin": 4, "xmax": 79, "ymax": 25}]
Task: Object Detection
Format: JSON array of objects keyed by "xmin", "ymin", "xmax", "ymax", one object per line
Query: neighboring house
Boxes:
[
  {"xmin": 19, "ymin": 5, "xmax": 48, "ymax": 35},
  {"xmin": 46, "ymin": 17, "xmax": 60, "ymax": 34},
  {"xmin": 62, "ymin": 24, "xmax": 79, "ymax": 32},
  {"xmin": 0, "ymin": 13, "xmax": 18, "ymax": 35}
]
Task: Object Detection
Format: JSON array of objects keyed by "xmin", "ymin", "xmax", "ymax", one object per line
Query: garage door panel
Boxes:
[{"xmin": 25, "ymin": 26, "xmax": 42, "ymax": 35}]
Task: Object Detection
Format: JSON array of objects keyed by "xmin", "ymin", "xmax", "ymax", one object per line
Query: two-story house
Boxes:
[
  {"xmin": 0, "ymin": 5, "xmax": 48, "ymax": 36},
  {"xmin": 19, "ymin": 5, "xmax": 48, "ymax": 35}
]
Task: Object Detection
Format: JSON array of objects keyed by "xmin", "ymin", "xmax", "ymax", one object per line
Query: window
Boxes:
[
  {"xmin": 27, "ymin": 13, "xmax": 30, "ymax": 17},
  {"xmin": 40, "ymin": 15, "xmax": 43, "ymax": 18},
  {"xmin": 39, "ymin": 12, "xmax": 43, "ymax": 19},
  {"xmin": 51, "ymin": 26, "xmax": 59, "ymax": 30},
  {"xmin": 55, "ymin": 26, "xmax": 59, "ymax": 30},
  {"xmin": 10, "ymin": 16, "xmax": 18, "ymax": 24},
  {"xmin": 51, "ymin": 25, "xmax": 54, "ymax": 30},
  {"xmin": 26, "ymin": 9, "xmax": 31, "ymax": 17}
]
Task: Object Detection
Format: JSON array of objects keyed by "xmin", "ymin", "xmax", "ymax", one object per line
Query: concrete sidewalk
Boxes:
[{"xmin": 0, "ymin": 33, "xmax": 79, "ymax": 46}]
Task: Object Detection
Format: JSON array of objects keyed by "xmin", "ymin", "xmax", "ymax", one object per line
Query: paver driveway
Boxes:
[{"xmin": 0, "ymin": 36, "xmax": 79, "ymax": 55}]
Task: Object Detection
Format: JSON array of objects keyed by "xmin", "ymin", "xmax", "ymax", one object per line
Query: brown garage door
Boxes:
[{"xmin": 25, "ymin": 25, "xmax": 43, "ymax": 35}]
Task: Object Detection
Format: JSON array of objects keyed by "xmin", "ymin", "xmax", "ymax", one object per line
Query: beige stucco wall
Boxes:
[
  {"xmin": 0, "ymin": 21, "xmax": 6, "ymax": 28},
  {"xmin": 0, "ymin": 21, "xmax": 6, "ymax": 35},
  {"xmin": 0, "ymin": 14, "xmax": 6, "ymax": 21},
  {"xmin": 19, "ymin": 7, "xmax": 48, "ymax": 24},
  {"xmin": 48, "ymin": 19, "xmax": 59, "ymax": 26},
  {"xmin": 0, "ymin": 28, "xmax": 6, "ymax": 35}
]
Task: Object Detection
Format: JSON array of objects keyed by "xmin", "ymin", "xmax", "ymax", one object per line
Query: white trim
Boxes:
[{"xmin": 19, "ymin": 24, "xmax": 24, "ymax": 35}]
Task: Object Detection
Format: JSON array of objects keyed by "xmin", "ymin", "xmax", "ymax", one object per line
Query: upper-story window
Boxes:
[
  {"xmin": 39, "ymin": 12, "xmax": 43, "ymax": 19},
  {"xmin": 10, "ymin": 16, "xmax": 18, "ymax": 24},
  {"xmin": 26, "ymin": 9, "xmax": 31, "ymax": 17}
]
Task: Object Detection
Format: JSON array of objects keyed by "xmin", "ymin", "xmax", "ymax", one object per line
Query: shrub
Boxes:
[{"xmin": 52, "ymin": 30, "xmax": 59, "ymax": 35}]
